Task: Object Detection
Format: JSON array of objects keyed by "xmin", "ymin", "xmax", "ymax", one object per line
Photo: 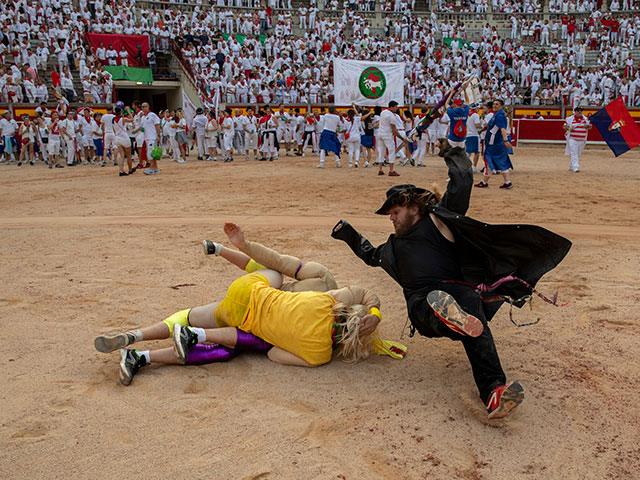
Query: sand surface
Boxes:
[{"xmin": 1, "ymin": 146, "xmax": 639, "ymax": 479}]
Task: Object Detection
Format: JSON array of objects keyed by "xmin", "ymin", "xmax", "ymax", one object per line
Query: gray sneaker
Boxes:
[
  {"xmin": 119, "ymin": 349, "xmax": 146, "ymax": 386},
  {"xmin": 94, "ymin": 332, "xmax": 136, "ymax": 353},
  {"xmin": 173, "ymin": 325, "xmax": 199, "ymax": 364},
  {"xmin": 202, "ymin": 240, "xmax": 221, "ymax": 256}
]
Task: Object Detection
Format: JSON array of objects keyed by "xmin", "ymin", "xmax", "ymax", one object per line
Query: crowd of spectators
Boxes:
[
  {"xmin": 158, "ymin": 3, "xmax": 640, "ymax": 108},
  {"xmin": 0, "ymin": 0, "xmax": 639, "ymax": 110}
]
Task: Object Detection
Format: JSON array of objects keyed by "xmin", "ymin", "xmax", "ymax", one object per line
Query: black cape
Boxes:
[{"xmin": 331, "ymin": 146, "xmax": 572, "ymax": 321}]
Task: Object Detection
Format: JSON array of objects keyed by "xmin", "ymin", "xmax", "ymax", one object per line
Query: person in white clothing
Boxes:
[
  {"xmin": 465, "ymin": 105, "xmax": 483, "ymax": 172},
  {"xmin": 205, "ymin": 110, "xmax": 219, "ymax": 161},
  {"xmin": 119, "ymin": 46, "xmax": 129, "ymax": 66},
  {"xmin": 259, "ymin": 106, "xmax": 279, "ymax": 162},
  {"xmin": 293, "ymin": 108, "xmax": 305, "ymax": 156},
  {"xmin": 344, "ymin": 109, "xmax": 363, "ymax": 168},
  {"xmin": 221, "ymin": 108, "xmax": 235, "ymax": 162},
  {"xmin": 141, "ymin": 102, "xmax": 161, "ymax": 174},
  {"xmin": 47, "ymin": 114, "xmax": 63, "ymax": 168},
  {"xmin": 101, "ymin": 105, "xmax": 117, "ymax": 167},
  {"xmin": 377, "ymin": 101, "xmax": 408, "ymax": 176},
  {"xmin": 192, "ymin": 108, "xmax": 208, "ymax": 160},
  {"xmin": 563, "ymin": 106, "xmax": 591, "ymax": 173},
  {"xmin": 233, "ymin": 109, "xmax": 245, "ymax": 157},
  {"xmin": 411, "ymin": 107, "xmax": 429, "ymax": 168},
  {"xmin": 60, "ymin": 110, "xmax": 77, "ymax": 166},
  {"xmin": 243, "ymin": 107, "xmax": 259, "ymax": 161},
  {"xmin": 1, "ymin": 111, "xmax": 19, "ymax": 164},
  {"xmin": 78, "ymin": 109, "xmax": 95, "ymax": 165},
  {"xmin": 301, "ymin": 111, "xmax": 317, "ymax": 157},
  {"xmin": 113, "ymin": 107, "xmax": 136, "ymax": 176}
]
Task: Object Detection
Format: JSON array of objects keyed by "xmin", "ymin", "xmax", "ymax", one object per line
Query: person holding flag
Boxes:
[{"xmin": 563, "ymin": 106, "xmax": 591, "ymax": 173}]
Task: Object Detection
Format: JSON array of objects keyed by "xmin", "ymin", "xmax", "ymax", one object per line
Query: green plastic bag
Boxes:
[{"xmin": 151, "ymin": 145, "xmax": 162, "ymax": 160}]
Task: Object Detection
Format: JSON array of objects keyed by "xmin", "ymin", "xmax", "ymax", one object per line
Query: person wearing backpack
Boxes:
[{"xmin": 444, "ymin": 91, "xmax": 470, "ymax": 149}]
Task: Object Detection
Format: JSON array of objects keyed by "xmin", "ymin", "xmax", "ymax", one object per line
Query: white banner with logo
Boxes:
[{"xmin": 333, "ymin": 59, "xmax": 406, "ymax": 106}]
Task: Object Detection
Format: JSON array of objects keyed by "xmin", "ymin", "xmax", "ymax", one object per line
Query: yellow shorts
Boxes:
[{"xmin": 215, "ymin": 272, "xmax": 269, "ymax": 327}]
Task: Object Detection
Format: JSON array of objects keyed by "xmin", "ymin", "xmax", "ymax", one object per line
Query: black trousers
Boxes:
[{"xmin": 407, "ymin": 283, "xmax": 506, "ymax": 404}]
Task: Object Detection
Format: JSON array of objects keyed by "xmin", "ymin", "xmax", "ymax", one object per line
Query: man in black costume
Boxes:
[{"xmin": 331, "ymin": 138, "xmax": 571, "ymax": 419}]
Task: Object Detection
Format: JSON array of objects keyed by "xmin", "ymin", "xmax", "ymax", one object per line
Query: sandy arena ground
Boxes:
[{"xmin": 1, "ymin": 146, "xmax": 639, "ymax": 479}]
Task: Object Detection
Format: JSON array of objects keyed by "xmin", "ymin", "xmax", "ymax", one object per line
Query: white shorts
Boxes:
[
  {"xmin": 82, "ymin": 136, "xmax": 93, "ymax": 148},
  {"xmin": 48, "ymin": 138, "xmax": 60, "ymax": 155},
  {"xmin": 116, "ymin": 135, "xmax": 130, "ymax": 148},
  {"xmin": 104, "ymin": 133, "xmax": 116, "ymax": 150},
  {"xmin": 245, "ymin": 132, "xmax": 258, "ymax": 150},
  {"xmin": 205, "ymin": 135, "xmax": 218, "ymax": 149}
]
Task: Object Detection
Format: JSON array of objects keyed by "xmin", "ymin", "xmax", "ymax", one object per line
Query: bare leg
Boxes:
[
  {"xmin": 203, "ymin": 326, "xmax": 238, "ymax": 348},
  {"xmin": 137, "ymin": 322, "xmax": 170, "ymax": 340},
  {"xmin": 149, "ymin": 347, "xmax": 182, "ymax": 364},
  {"xmin": 185, "ymin": 302, "xmax": 220, "ymax": 328},
  {"xmin": 219, "ymin": 246, "xmax": 251, "ymax": 270}
]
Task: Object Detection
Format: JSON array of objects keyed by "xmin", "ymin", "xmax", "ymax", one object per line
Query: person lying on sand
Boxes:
[{"xmin": 94, "ymin": 223, "xmax": 406, "ymax": 385}]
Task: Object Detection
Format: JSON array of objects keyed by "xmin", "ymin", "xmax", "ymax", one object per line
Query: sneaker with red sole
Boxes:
[
  {"xmin": 378, "ymin": 170, "xmax": 385, "ymax": 176},
  {"xmin": 426, "ymin": 290, "xmax": 484, "ymax": 337},
  {"xmin": 499, "ymin": 182, "xmax": 513, "ymax": 189},
  {"xmin": 388, "ymin": 171, "xmax": 400, "ymax": 176},
  {"xmin": 486, "ymin": 380, "xmax": 524, "ymax": 419},
  {"xmin": 474, "ymin": 181, "xmax": 488, "ymax": 188}
]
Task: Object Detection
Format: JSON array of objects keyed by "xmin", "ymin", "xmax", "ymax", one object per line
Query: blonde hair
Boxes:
[{"xmin": 331, "ymin": 303, "xmax": 373, "ymax": 364}]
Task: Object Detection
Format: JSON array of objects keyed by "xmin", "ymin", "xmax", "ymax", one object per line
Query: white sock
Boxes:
[
  {"xmin": 128, "ymin": 329, "xmax": 143, "ymax": 342},
  {"xmin": 190, "ymin": 327, "xmax": 207, "ymax": 343},
  {"xmin": 137, "ymin": 350, "xmax": 151, "ymax": 364}
]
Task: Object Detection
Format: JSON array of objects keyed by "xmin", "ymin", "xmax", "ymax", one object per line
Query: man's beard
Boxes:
[{"xmin": 394, "ymin": 216, "xmax": 415, "ymax": 237}]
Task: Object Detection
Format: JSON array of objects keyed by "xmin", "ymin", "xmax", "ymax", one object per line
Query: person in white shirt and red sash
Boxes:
[{"xmin": 563, "ymin": 106, "xmax": 591, "ymax": 173}]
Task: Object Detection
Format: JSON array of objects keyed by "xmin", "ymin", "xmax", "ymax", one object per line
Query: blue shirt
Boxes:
[
  {"xmin": 446, "ymin": 105, "xmax": 470, "ymax": 142},
  {"xmin": 486, "ymin": 109, "xmax": 508, "ymax": 146}
]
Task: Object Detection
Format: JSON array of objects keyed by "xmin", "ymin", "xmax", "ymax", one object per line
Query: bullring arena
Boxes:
[
  {"xmin": 3, "ymin": 0, "xmax": 640, "ymax": 476},
  {"xmin": 2, "ymin": 144, "xmax": 639, "ymax": 479}
]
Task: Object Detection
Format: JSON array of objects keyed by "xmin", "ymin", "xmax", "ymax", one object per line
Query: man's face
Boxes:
[
  {"xmin": 388, "ymin": 204, "xmax": 420, "ymax": 238},
  {"xmin": 142, "ymin": 103, "xmax": 149, "ymax": 112}
]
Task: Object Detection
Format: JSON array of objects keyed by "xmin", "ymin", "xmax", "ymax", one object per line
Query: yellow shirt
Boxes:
[{"xmin": 240, "ymin": 282, "xmax": 336, "ymax": 365}]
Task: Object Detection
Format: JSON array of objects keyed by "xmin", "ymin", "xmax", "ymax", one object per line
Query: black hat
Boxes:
[
  {"xmin": 375, "ymin": 184, "xmax": 426, "ymax": 215},
  {"xmin": 573, "ymin": 106, "xmax": 583, "ymax": 112},
  {"xmin": 196, "ymin": 107, "xmax": 203, "ymax": 114}
]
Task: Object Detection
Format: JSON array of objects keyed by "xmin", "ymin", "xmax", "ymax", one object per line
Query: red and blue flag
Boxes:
[{"xmin": 590, "ymin": 97, "xmax": 640, "ymax": 157}]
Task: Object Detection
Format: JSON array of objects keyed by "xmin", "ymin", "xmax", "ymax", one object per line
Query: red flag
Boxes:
[{"xmin": 590, "ymin": 96, "xmax": 640, "ymax": 157}]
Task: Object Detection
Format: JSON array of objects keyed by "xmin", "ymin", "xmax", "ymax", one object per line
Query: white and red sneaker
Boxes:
[
  {"xmin": 486, "ymin": 381, "xmax": 524, "ymax": 419},
  {"xmin": 427, "ymin": 290, "xmax": 484, "ymax": 337}
]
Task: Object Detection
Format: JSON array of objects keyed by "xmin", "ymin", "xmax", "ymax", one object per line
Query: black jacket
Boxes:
[{"xmin": 331, "ymin": 146, "xmax": 572, "ymax": 321}]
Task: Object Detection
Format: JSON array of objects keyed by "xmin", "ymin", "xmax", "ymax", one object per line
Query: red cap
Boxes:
[{"xmin": 453, "ymin": 99, "xmax": 463, "ymax": 106}]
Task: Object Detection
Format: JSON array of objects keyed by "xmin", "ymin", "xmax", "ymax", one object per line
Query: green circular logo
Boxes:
[{"xmin": 358, "ymin": 67, "xmax": 386, "ymax": 99}]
